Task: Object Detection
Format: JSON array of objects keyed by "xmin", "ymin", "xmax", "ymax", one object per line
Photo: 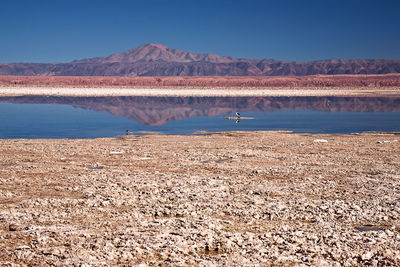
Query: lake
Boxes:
[{"xmin": 0, "ymin": 96, "xmax": 399, "ymax": 138}]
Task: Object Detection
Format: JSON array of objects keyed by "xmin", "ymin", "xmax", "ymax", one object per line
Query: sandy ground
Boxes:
[
  {"xmin": 1, "ymin": 86, "xmax": 400, "ymax": 97},
  {"xmin": 1, "ymin": 74, "xmax": 400, "ymax": 88},
  {"xmin": 0, "ymin": 131, "xmax": 399, "ymax": 266}
]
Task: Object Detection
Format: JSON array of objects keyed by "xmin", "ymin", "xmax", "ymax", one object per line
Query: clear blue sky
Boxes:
[{"xmin": 1, "ymin": 0, "xmax": 399, "ymax": 63}]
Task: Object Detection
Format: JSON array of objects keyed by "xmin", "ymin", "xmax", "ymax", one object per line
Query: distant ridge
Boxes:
[{"xmin": 1, "ymin": 43, "xmax": 400, "ymax": 76}]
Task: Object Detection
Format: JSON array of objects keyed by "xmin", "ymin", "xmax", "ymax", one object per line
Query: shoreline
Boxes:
[
  {"xmin": 1, "ymin": 86, "xmax": 400, "ymax": 97},
  {"xmin": 1, "ymin": 130, "xmax": 400, "ymax": 140}
]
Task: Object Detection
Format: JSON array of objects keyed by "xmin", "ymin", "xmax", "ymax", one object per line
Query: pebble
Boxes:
[
  {"xmin": 8, "ymin": 224, "xmax": 21, "ymax": 231},
  {"xmin": 313, "ymin": 139, "xmax": 328, "ymax": 143}
]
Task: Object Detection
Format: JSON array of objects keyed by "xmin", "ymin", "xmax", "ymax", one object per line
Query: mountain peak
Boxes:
[
  {"xmin": 140, "ymin": 43, "xmax": 168, "ymax": 49},
  {"xmin": 75, "ymin": 43, "xmax": 240, "ymax": 64}
]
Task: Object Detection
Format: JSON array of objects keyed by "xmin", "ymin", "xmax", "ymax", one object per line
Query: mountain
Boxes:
[
  {"xmin": 1, "ymin": 43, "xmax": 400, "ymax": 76},
  {"xmin": 72, "ymin": 43, "xmax": 244, "ymax": 64}
]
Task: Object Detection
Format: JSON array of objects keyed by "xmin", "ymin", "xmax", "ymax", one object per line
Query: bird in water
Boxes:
[{"xmin": 235, "ymin": 112, "xmax": 241, "ymax": 123}]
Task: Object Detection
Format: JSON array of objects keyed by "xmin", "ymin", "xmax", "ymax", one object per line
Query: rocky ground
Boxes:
[
  {"xmin": 1, "ymin": 74, "xmax": 400, "ymax": 98},
  {"xmin": 1, "ymin": 74, "xmax": 400, "ymax": 88},
  {"xmin": 0, "ymin": 131, "xmax": 399, "ymax": 266}
]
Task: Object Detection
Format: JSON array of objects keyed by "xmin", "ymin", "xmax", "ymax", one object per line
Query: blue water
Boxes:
[
  {"xmin": 0, "ymin": 96, "xmax": 399, "ymax": 138},
  {"xmin": 0, "ymin": 103, "xmax": 134, "ymax": 138}
]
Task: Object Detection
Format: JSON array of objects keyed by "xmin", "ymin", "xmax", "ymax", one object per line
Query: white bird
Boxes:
[{"xmin": 236, "ymin": 112, "xmax": 241, "ymax": 118}]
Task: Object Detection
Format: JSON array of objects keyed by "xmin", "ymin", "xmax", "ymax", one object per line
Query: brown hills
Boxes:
[{"xmin": 0, "ymin": 43, "xmax": 400, "ymax": 76}]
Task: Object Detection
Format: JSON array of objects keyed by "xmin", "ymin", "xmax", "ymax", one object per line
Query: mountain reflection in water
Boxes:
[{"xmin": 1, "ymin": 96, "xmax": 400, "ymax": 126}]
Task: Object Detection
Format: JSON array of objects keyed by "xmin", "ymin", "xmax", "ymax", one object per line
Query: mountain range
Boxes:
[{"xmin": 1, "ymin": 43, "xmax": 400, "ymax": 76}]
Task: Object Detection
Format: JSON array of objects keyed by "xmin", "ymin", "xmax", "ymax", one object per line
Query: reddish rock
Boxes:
[{"xmin": 0, "ymin": 74, "xmax": 400, "ymax": 88}]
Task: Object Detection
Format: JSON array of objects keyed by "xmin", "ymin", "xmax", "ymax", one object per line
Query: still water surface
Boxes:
[{"xmin": 0, "ymin": 96, "xmax": 399, "ymax": 138}]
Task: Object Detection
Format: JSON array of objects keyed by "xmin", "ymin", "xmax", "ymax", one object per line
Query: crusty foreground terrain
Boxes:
[{"xmin": 0, "ymin": 132, "xmax": 399, "ymax": 266}]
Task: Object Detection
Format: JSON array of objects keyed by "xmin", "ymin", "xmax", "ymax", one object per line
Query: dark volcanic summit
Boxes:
[{"xmin": 1, "ymin": 43, "xmax": 400, "ymax": 76}]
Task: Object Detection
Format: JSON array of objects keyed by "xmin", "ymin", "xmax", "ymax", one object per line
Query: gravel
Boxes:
[{"xmin": 0, "ymin": 131, "xmax": 399, "ymax": 265}]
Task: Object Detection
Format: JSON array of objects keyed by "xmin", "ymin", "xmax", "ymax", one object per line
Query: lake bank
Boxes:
[
  {"xmin": 0, "ymin": 131, "xmax": 399, "ymax": 265},
  {"xmin": 1, "ymin": 86, "xmax": 400, "ymax": 97},
  {"xmin": 1, "ymin": 74, "xmax": 400, "ymax": 97}
]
